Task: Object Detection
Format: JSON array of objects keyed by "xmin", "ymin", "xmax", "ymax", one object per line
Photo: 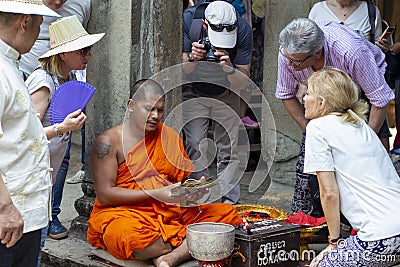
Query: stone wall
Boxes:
[{"xmin": 261, "ymin": 0, "xmax": 312, "ymax": 186}]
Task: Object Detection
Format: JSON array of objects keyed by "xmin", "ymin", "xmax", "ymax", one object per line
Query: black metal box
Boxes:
[{"xmin": 232, "ymin": 220, "xmax": 302, "ymax": 267}]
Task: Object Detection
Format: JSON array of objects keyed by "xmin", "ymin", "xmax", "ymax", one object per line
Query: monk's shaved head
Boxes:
[{"xmin": 129, "ymin": 79, "xmax": 164, "ymax": 101}]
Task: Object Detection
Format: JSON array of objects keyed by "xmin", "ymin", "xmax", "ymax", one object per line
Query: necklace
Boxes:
[
  {"xmin": 57, "ymin": 76, "xmax": 69, "ymax": 85},
  {"xmin": 343, "ymin": 5, "xmax": 354, "ymax": 16},
  {"xmin": 329, "ymin": 0, "xmax": 359, "ymax": 18}
]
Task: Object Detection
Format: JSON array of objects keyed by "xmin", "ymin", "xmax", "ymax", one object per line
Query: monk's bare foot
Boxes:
[
  {"xmin": 153, "ymin": 241, "xmax": 191, "ymax": 267},
  {"xmin": 154, "ymin": 254, "xmax": 189, "ymax": 267},
  {"xmin": 153, "ymin": 255, "xmax": 171, "ymax": 267}
]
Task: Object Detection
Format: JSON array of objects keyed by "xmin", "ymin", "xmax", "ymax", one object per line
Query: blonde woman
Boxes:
[
  {"xmin": 26, "ymin": 15, "xmax": 104, "ymax": 240},
  {"xmin": 303, "ymin": 68, "xmax": 400, "ymax": 266}
]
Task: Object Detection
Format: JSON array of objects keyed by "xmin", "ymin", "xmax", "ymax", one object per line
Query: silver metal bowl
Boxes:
[{"xmin": 186, "ymin": 222, "xmax": 235, "ymax": 261}]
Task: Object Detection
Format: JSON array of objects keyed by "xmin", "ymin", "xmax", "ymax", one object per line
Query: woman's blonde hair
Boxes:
[
  {"xmin": 307, "ymin": 68, "xmax": 369, "ymax": 125},
  {"xmin": 38, "ymin": 54, "xmax": 64, "ymax": 78}
]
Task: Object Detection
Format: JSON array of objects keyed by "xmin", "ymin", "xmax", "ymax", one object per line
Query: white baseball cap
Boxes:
[
  {"xmin": 0, "ymin": 0, "xmax": 60, "ymax": 17},
  {"xmin": 204, "ymin": 1, "xmax": 237, "ymax": 48}
]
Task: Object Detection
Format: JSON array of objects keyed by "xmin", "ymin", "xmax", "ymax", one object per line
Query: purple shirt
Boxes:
[{"xmin": 276, "ymin": 21, "xmax": 394, "ymax": 108}]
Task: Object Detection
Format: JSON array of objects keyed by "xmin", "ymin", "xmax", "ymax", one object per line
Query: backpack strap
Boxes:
[
  {"xmin": 366, "ymin": 1, "xmax": 376, "ymax": 42},
  {"xmin": 189, "ymin": 3, "xmax": 208, "ymax": 42}
]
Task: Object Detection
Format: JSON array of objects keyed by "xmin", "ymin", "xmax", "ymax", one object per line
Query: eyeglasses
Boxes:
[
  {"xmin": 77, "ymin": 46, "xmax": 92, "ymax": 57},
  {"xmin": 279, "ymin": 48, "xmax": 313, "ymax": 67},
  {"xmin": 206, "ymin": 19, "xmax": 237, "ymax": 32}
]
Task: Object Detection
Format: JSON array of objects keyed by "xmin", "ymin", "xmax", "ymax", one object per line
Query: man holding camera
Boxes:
[{"xmin": 181, "ymin": 0, "xmax": 252, "ymax": 204}]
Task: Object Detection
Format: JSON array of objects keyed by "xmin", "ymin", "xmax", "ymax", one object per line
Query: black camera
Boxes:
[{"xmin": 200, "ymin": 28, "xmax": 218, "ymax": 62}]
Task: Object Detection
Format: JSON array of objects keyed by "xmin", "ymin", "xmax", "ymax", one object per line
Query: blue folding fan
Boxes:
[{"xmin": 49, "ymin": 80, "xmax": 96, "ymax": 124}]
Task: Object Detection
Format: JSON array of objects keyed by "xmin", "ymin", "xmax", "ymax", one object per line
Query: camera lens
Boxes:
[{"xmin": 206, "ymin": 48, "xmax": 218, "ymax": 62}]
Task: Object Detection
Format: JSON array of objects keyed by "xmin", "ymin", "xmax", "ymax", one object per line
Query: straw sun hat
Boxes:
[
  {"xmin": 40, "ymin": 15, "xmax": 105, "ymax": 58},
  {"xmin": 0, "ymin": 0, "xmax": 60, "ymax": 17}
]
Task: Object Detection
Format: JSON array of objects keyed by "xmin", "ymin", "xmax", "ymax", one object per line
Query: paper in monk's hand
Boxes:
[{"xmin": 170, "ymin": 177, "xmax": 217, "ymax": 197}]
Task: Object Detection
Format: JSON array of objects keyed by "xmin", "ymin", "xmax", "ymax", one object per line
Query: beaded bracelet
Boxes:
[
  {"xmin": 53, "ymin": 124, "xmax": 63, "ymax": 137},
  {"xmin": 329, "ymin": 235, "xmax": 342, "ymax": 246}
]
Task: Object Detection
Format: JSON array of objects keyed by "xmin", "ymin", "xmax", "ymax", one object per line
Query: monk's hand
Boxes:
[
  {"xmin": 153, "ymin": 183, "xmax": 186, "ymax": 204},
  {"xmin": 184, "ymin": 176, "xmax": 208, "ymax": 202},
  {"xmin": 186, "ymin": 188, "xmax": 208, "ymax": 202},
  {"xmin": 0, "ymin": 201, "xmax": 24, "ymax": 248}
]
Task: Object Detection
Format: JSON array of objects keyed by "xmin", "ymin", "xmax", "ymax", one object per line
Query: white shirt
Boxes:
[
  {"xmin": 19, "ymin": 0, "xmax": 91, "ymax": 76},
  {"xmin": 304, "ymin": 115, "xmax": 400, "ymax": 241},
  {"xmin": 309, "ymin": 1, "xmax": 382, "ymax": 42},
  {"xmin": 0, "ymin": 39, "xmax": 52, "ymax": 233}
]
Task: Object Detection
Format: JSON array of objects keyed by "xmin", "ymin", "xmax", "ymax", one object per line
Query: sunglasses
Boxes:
[
  {"xmin": 77, "ymin": 46, "xmax": 92, "ymax": 56},
  {"xmin": 206, "ymin": 19, "xmax": 237, "ymax": 32},
  {"xmin": 279, "ymin": 47, "xmax": 313, "ymax": 67}
]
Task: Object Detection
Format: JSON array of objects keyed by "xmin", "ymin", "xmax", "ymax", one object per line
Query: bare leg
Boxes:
[
  {"xmin": 153, "ymin": 239, "xmax": 191, "ymax": 267},
  {"xmin": 240, "ymin": 99, "xmax": 247, "ymax": 118},
  {"xmin": 133, "ymin": 237, "xmax": 172, "ymax": 260}
]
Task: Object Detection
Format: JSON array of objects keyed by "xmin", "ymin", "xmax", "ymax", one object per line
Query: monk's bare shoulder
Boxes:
[{"xmin": 92, "ymin": 125, "xmax": 123, "ymax": 160}]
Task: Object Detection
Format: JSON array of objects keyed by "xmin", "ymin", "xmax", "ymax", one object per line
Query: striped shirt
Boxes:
[{"xmin": 276, "ymin": 21, "xmax": 394, "ymax": 108}]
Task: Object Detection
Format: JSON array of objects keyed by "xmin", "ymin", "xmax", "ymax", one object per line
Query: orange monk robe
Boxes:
[{"xmin": 87, "ymin": 123, "xmax": 242, "ymax": 259}]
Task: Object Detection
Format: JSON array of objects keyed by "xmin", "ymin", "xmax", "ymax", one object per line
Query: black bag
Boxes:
[{"xmin": 385, "ymin": 52, "xmax": 400, "ymax": 88}]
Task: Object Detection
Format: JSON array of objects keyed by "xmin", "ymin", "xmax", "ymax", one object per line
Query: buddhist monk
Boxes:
[{"xmin": 87, "ymin": 79, "xmax": 242, "ymax": 267}]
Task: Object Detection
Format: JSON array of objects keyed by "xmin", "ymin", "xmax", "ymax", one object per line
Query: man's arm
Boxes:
[
  {"xmin": 348, "ymin": 47, "xmax": 394, "ymax": 132},
  {"xmin": 92, "ymin": 131, "xmax": 151, "ymax": 207},
  {"xmin": 225, "ymin": 62, "xmax": 250, "ymax": 90},
  {"xmin": 224, "ymin": 17, "xmax": 252, "ymax": 90},
  {"xmin": 282, "ymin": 97, "xmax": 308, "ymax": 132},
  {"xmin": 369, "ymin": 104, "xmax": 389, "ymax": 134},
  {"xmin": 182, "ymin": 41, "xmax": 206, "ymax": 74},
  {"xmin": 92, "ymin": 130, "xmax": 183, "ymax": 207},
  {"xmin": 0, "ymin": 173, "xmax": 24, "ymax": 248}
]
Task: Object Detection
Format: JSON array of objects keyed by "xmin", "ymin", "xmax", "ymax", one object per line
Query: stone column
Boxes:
[
  {"xmin": 70, "ymin": 0, "xmax": 182, "ymax": 239},
  {"xmin": 261, "ymin": 0, "xmax": 313, "ymax": 187}
]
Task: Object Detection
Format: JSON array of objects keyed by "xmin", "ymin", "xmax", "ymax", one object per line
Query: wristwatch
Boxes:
[
  {"xmin": 224, "ymin": 66, "xmax": 236, "ymax": 75},
  {"xmin": 187, "ymin": 52, "xmax": 194, "ymax": 62}
]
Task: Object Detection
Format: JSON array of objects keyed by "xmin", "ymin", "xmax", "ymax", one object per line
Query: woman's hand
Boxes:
[
  {"xmin": 59, "ymin": 109, "xmax": 86, "ymax": 133},
  {"xmin": 296, "ymin": 82, "xmax": 307, "ymax": 105},
  {"xmin": 309, "ymin": 244, "xmax": 336, "ymax": 267},
  {"xmin": 375, "ymin": 38, "xmax": 392, "ymax": 53}
]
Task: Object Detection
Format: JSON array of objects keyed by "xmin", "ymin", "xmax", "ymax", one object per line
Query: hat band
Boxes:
[{"xmin": 50, "ymin": 31, "xmax": 89, "ymax": 49}]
